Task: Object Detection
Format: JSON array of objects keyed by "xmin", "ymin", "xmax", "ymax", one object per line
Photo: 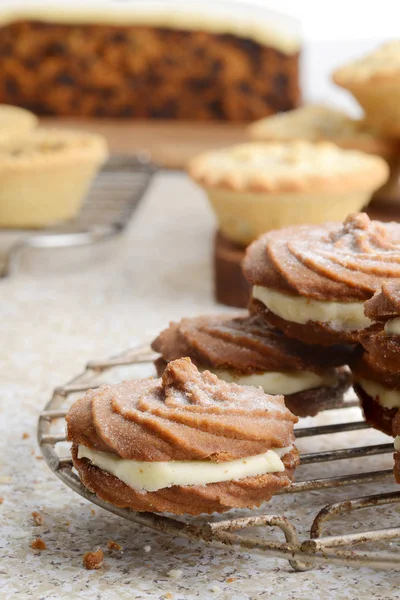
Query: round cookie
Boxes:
[
  {"xmin": 243, "ymin": 213, "xmax": 400, "ymax": 347},
  {"xmin": 67, "ymin": 358, "xmax": 299, "ymax": 515},
  {"xmin": 352, "ymin": 282, "xmax": 400, "ymax": 436},
  {"xmin": 152, "ymin": 314, "xmax": 352, "ymax": 418}
]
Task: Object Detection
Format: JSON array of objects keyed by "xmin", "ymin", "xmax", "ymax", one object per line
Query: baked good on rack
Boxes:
[
  {"xmin": 152, "ymin": 314, "xmax": 352, "ymax": 418},
  {"xmin": 333, "ymin": 42, "xmax": 400, "ymax": 138},
  {"xmin": 352, "ymin": 282, "xmax": 400, "ymax": 436},
  {"xmin": 0, "ymin": 5, "xmax": 300, "ymax": 120},
  {"xmin": 188, "ymin": 141, "xmax": 388, "ymax": 246},
  {"xmin": 0, "ymin": 128, "xmax": 108, "ymax": 228},
  {"xmin": 0, "ymin": 104, "xmax": 37, "ymax": 144},
  {"xmin": 67, "ymin": 358, "xmax": 299, "ymax": 515},
  {"xmin": 243, "ymin": 213, "xmax": 400, "ymax": 346}
]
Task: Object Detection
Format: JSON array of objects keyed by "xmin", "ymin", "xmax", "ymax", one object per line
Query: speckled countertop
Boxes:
[{"xmin": 1, "ymin": 172, "xmax": 400, "ymax": 600}]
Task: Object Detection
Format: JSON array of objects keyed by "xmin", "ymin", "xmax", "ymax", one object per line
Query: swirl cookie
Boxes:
[
  {"xmin": 188, "ymin": 141, "xmax": 388, "ymax": 246},
  {"xmin": 152, "ymin": 314, "xmax": 352, "ymax": 418},
  {"xmin": 333, "ymin": 42, "xmax": 400, "ymax": 138},
  {"xmin": 352, "ymin": 282, "xmax": 400, "ymax": 436},
  {"xmin": 67, "ymin": 358, "xmax": 299, "ymax": 515},
  {"xmin": 243, "ymin": 213, "xmax": 400, "ymax": 347}
]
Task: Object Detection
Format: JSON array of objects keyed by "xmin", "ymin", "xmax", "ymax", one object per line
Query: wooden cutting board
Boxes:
[{"xmin": 40, "ymin": 118, "xmax": 249, "ymax": 169}]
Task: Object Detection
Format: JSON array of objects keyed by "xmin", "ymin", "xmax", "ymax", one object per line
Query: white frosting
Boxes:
[
  {"xmin": 77, "ymin": 445, "xmax": 291, "ymax": 492},
  {"xmin": 394, "ymin": 436, "xmax": 400, "ymax": 451},
  {"xmin": 0, "ymin": 3, "xmax": 300, "ymax": 54},
  {"xmin": 357, "ymin": 378, "xmax": 400, "ymax": 409},
  {"xmin": 385, "ymin": 318, "xmax": 400, "ymax": 335},
  {"xmin": 212, "ymin": 369, "xmax": 338, "ymax": 395},
  {"xmin": 253, "ymin": 285, "xmax": 371, "ymax": 332}
]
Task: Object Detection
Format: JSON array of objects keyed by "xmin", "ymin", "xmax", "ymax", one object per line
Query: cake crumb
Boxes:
[
  {"xmin": 167, "ymin": 569, "xmax": 182, "ymax": 579},
  {"xmin": 144, "ymin": 545, "xmax": 151, "ymax": 553},
  {"xmin": 107, "ymin": 540, "xmax": 122, "ymax": 552},
  {"xmin": 31, "ymin": 538, "xmax": 46, "ymax": 551},
  {"xmin": 226, "ymin": 577, "xmax": 237, "ymax": 583},
  {"xmin": 90, "ymin": 509, "xmax": 96, "ymax": 516},
  {"xmin": 35, "ymin": 456, "xmax": 43, "ymax": 460},
  {"xmin": 32, "ymin": 511, "xmax": 44, "ymax": 526},
  {"xmin": 22, "ymin": 432, "xmax": 30, "ymax": 440},
  {"xmin": 0, "ymin": 497, "xmax": 3, "ymax": 504},
  {"xmin": 164, "ymin": 594, "xmax": 173, "ymax": 600},
  {"xmin": 83, "ymin": 548, "xmax": 104, "ymax": 570},
  {"xmin": 211, "ymin": 585, "xmax": 221, "ymax": 593}
]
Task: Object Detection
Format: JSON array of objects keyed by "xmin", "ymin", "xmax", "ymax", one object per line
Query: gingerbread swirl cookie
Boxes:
[
  {"xmin": 243, "ymin": 213, "xmax": 400, "ymax": 346},
  {"xmin": 67, "ymin": 358, "xmax": 299, "ymax": 515},
  {"xmin": 152, "ymin": 314, "xmax": 351, "ymax": 418},
  {"xmin": 352, "ymin": 282, "xmax": 400, "ymax": 436}
]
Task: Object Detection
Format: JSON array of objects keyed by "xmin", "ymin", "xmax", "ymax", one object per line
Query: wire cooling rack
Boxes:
[
  {"xmin": 38, "ymin": 344, "xmax": 400, "ymax": 571},
  {"xmin": 0, "ymin": 155, "xmax": 154, "ymax": 277}
]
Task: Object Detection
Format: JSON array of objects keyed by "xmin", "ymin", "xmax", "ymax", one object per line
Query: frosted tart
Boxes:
[
  {"xmin": 333, "ymin": 42, "xmax": 400, "ymax": 138},
  {"xmin": 0, "ymin": 128, "xmax": 108, "ymax": 228},
  {"xmin": 352, "ymin": 282, "xmax": 400, "ymax": 436},
  {"xmin": 187, "ymin": 141, "xmax": 388, "ymax": 246},
  {"xmin": 0, "ymin": 104, "xmax": 37, "ymax": 144},
  {"xmin": 152, "ymin": 314, "xmax": 352, "ymax": 418},
  {"xmin": 243, "ymin": 213, "xmax": 400, "ymax": 347},
  {"xmin": 67, "ymin": 358, "xmax": 299, "ymax": 515}
]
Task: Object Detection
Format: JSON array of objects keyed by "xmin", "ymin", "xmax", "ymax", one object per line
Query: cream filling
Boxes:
[
  {"xmin": 357, "ymin": 378, "xmax": 400, "ymax": 409},
  {"xmin": 253, "ymin": 285, "xmax": 371, "ymax": 332},
  {"xmin": 77, "ymin": 445, "xmax": 292, "ymax": 492},
  {"xmin": 394, "ymin": 436, "xmax": 400, "ymax": 452},
  {"xmin": 0, "ymin": 5, "xmax": 300, "ymax": 54},
  {"xmin": 385, "ymin": 318, "xmax": 400, "ymax": 335},
  {"xmin": 211, "ymin": 369, "xmax": 338, "ymax": 395}
]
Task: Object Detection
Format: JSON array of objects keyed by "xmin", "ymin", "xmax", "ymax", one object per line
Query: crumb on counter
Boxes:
[
  {"xmin": 226, "ymin": 577, "xmax": 237, "ymax": 583},
  {"xmin": 90, "ymin": 509, "xmax": 96, "ymax": 516},
  {"xmin": 167, "ymin": 569, "xmax": 182, "ymax": 579},
  {"xmin": 211, "ymin": 585, "xmax": 221, "ymax": 593},
  {"xmin": 83, "ymin": 548, "xmax": 104, "ymax": 570},
  {"xmin": 35, "ymin": 456, "xmax": 43, "ymax": 460},
  {"xmin": 144, "ymin": 545, "xmax": 151, "ymax": 553},
  {"xmin": 0, "ymin": 497, "xmax": 3, "ymax": 505},
  {"xmin": 31, "ymin": 537, "xmax": 47, "ymax": 550},
  {"xmin": 32, "ymin": 511, "xmax": 44, "ymax": 525},
  {"xmin": 164, "ymin": 594, "xmax": 173, "ymax": 600},
  {"xmin": 107, "ymin": 540, "xmax": 122, "ymax": 552},
  {"xmin": 22, "ymin": 432, "xmax": 30, "ymax": 439}
]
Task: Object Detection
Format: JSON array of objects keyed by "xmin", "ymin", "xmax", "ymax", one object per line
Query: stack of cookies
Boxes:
[
  {"xmin": 67, "ymin": 213, "xmax": 400, "ymax": 515},
  {"xmin": 352, "ymin": 283, "xmax": 400, "ymax": 437}
]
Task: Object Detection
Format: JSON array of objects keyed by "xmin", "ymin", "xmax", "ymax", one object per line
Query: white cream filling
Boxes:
[
  {"xmin": 211, "ymin": 369, "xmax": 338, "ymax": 395},
  {"xmin": 357, "ymin": 378, "xmax": 400, "ymax": 409},
  {"xmin": 253, "ymin": 285, "xmax": 371, "ymax": 332},
  {"xmin": 394, "ymin": 436, "xmax": 400, "ymax": 452},
  {"xmin": 385, "ymin": 318, "xmax": 400, "ymax": 335},
  {"xmin": 77, "ymin": 445, "xmax": 292, "ymax": 492}
]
